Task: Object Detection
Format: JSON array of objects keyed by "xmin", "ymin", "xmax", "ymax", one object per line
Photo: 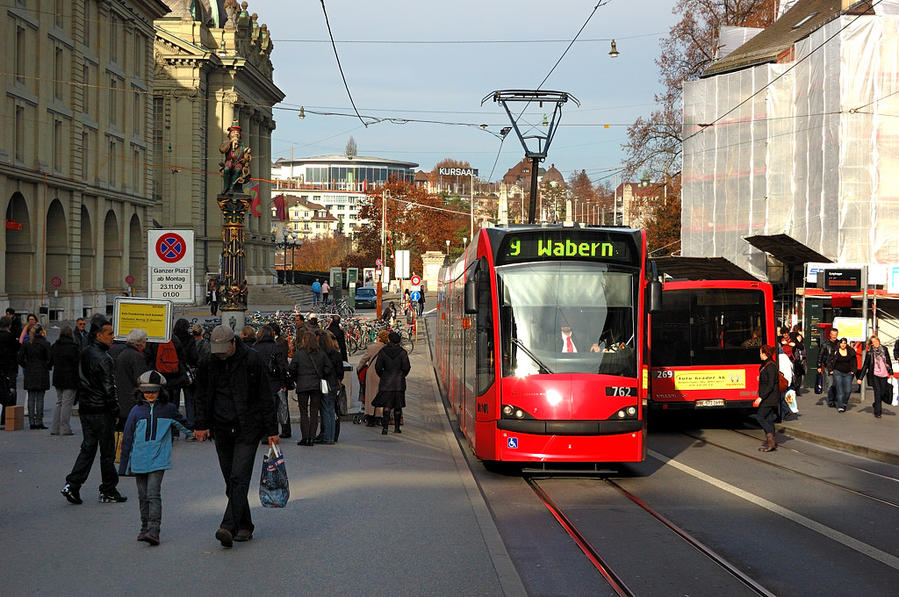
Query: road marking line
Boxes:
[{"xmin": 648, "ymin": 449, "xmax": 899, "ymax": 570}]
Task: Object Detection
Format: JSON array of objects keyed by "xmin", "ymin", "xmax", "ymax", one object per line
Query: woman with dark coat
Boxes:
[
  {"xmin": 755, "ymin": 344, "xmax": 779, "ymax": 452},
  {"xmin": 50, "ymin": 325, "xmax": 80, "ymax": 435},
  {"xmin": 173, "ymin": 318, "xmax": 199, "ymax": 429},
  {"xmin": 373, "ymin": 331, "xmax": 411, "ymax": 435},
  {"xmin": 17, "ymin": 323, "xmax": 53, "ymax": 429},
  {"xmin": 254, "ymin": 325, "xmax": 291, "ymax": 438},
  {"xmin": 288, "ymin": 327, "xmax": 332, "ymax": 446},
  {"xmin": 314, "ymin": 329, "xmax": 344, "ymax": 444},
  {"xmin": 856, "ymin": 335, "xmax": 894, "ymax": 419},
  {"xmin": 826, "ymin": 337, "xmax": 857, "ymax": 413}
]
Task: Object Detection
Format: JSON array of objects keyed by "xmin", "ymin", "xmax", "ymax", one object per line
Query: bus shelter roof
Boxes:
[{"xmin": 655, "ymin": 257, "xmax": 760, "ymax": 281}]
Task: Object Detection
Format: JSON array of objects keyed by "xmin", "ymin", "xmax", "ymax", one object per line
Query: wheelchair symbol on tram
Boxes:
[{"xmin": 507, "ymin": 437, "xmax": 518, "ymax": 449}]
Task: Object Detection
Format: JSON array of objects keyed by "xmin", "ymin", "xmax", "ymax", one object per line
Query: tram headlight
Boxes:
[
  {"xmin": 502, "ymin": 405, "xmax": 513, "ymax": 416},
  {"xmin": 501, "ymin": 404, "xmax": 533, "ymax": 419},
  {"xmin": 614, "ymin": 407, "xmax": 638, "ymax": 420},
  {"xmin": 515, "ymin": 409, "xmax": 525, "ymax": 419}
]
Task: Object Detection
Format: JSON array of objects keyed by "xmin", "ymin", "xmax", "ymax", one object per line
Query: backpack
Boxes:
[
  {"xmin": 155, "ymin": 341, "xmax": 180, "ymax": 374},
  {"xmin": 266, "ymin": 352, "xmax": 282, "ymax": 379}
]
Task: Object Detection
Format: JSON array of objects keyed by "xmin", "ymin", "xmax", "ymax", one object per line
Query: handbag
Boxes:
[
  {"xmin": 890, "ymin": 377, "xmax": 899, "ymax": 407},
  {"xmin": 814, "ymin": 372, "xmax": 823, "ymax": 395},
  {"xmin": 335, "ymin": 384, "xmax": 347, "ymax": 416},
  {"xmin": 259, "ymin": 444, "xmax": 289, "ymax": 508}
]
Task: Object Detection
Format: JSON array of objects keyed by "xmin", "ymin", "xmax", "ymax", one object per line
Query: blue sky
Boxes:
[{"xmin": 253, "ymin": 0, "xmax": 680, "ymax": 185}]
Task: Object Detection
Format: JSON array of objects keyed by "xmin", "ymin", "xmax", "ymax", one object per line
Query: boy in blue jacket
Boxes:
[{"xmin": 119, "ymin": 370, "xmax": 192, "ymax": 545}]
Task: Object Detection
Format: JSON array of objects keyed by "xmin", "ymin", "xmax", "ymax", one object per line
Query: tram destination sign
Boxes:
[{"xmin": 495, "ymin": 230, "xmax": 636, "ymax": 266}]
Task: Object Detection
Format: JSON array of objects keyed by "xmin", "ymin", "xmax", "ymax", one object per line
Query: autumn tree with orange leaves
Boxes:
[{"xmin": 341, "ymin": 178, "xmax": 468, "ymax": 272}]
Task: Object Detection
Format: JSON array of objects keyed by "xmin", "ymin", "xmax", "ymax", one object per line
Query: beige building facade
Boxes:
[
  {"xmin": 153, "ymin": 0, "xmax": 283, "ymax": 291},
  {"xmin": 2, "ymin": 0, "xmax": 170, "ymax": 320}
]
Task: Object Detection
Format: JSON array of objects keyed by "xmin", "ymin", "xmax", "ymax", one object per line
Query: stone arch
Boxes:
[
  {"xmin": 46, "ymin": 199, "xmax": 69, "ymax": 290},
  {"xmin": 80, "ymin": 205, "xmax": 95, "ymax": 291},
  {"xmin": 128, "ymin": 213, "xmax": 144, "ymax": 291},
  {"xmin": 4, "ymin": 192, "xmax": 33, "ymax": 296},
  {"xmin": 102, "ymin": 210, "xmax": 122, "ymax": 292}
]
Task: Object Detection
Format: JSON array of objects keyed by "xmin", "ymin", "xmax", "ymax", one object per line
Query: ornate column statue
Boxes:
[{"xmin": 217, "ymin": 121, "xmax": 252, "ymax": 330}]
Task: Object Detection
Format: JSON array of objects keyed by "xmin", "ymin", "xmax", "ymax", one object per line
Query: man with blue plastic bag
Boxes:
[{"xmin": 192, "ymin": 325, "xmax": 279, "ymax": 548}]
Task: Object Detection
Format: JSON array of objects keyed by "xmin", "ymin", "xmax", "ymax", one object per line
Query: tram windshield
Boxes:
[
  {"xmin": 497, "ymin": 262, "xmax": 637, "ymax": 377},
  {"xmin": 651, "ymin": 288, "xmax": 767, "ymax": 366}
]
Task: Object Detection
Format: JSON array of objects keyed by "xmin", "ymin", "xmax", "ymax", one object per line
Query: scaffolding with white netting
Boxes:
[{"xmin": 682, "ymin": 12, "xmax": 899, "ymax": 279}]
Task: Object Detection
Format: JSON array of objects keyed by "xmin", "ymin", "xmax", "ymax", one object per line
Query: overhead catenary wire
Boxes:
[{"xmin": 319, "ymin": 0, "xmax": 366, "ymax": 128}]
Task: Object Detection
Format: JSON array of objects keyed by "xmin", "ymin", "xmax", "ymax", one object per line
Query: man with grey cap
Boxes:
[
  {"xmin": 192, "ymin": 325, "xmax": 278, "ymax": 547},
  {"xmin": 115, "ymin": 329, "xmax": 151, "ymax": 426}
]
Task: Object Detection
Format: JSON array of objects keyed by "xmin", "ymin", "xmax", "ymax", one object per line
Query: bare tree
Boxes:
[{"xmin": 623, "ymin": 0, "xmax": 776, "ymax": 178}]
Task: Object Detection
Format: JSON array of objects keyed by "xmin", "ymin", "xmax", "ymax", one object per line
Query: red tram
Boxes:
[
  {"xmin": 649, "ymin": 279, "xmax": 775, "ymax": 410},
  {"xmin": 435, "ymin": 225, "xmax": 661, "ymax": 465}
]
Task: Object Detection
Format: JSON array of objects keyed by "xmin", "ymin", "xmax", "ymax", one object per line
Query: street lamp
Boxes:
[{"xmin": 445, "ymin": 239, "xmax": 450, "ymax": 255}]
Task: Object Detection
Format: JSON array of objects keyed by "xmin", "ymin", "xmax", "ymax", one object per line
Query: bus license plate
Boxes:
[{"xmin": 696, "ymin": 399, "xmax": 725, "ymax": 408}]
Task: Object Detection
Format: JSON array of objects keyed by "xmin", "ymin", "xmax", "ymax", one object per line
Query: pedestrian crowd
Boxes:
[{"xmin": 0, "ymin": 307, "xmax": 412, "ymax": 549}]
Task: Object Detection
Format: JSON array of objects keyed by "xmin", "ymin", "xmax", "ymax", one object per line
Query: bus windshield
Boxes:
[
  {"xmin": 497, "ymin": 262, "xmax": 637, "ymax": 377},
  {"xmin": 651, "ymin": 288, "xmax": 767, "ymax": 366}
]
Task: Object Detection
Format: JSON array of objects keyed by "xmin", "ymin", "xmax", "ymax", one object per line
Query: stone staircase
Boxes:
[{"xmin": 251, "ymin": 284, "xmax": 314, "ymax": 308}]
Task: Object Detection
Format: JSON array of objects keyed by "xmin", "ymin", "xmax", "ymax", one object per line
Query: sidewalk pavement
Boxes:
[
  {"xmin": 777, "ymin": 387, "xmax": 899, "ymax": 465},
  {"xmin": 0, "ymin": 319, "xmax": 525, "ymax": 596}
]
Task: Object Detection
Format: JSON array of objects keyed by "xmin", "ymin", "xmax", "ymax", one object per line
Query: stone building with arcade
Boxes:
[{"xmin": 0, "ymin": 0, "xmax": 282, "ymax": 322}]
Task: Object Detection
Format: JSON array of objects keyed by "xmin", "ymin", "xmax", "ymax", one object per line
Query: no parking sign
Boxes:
[{"xmin": 148, "ymin": 229, "xmax": 194, "ymax": 304}]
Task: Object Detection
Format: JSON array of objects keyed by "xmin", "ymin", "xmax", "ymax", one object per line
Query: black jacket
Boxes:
[
  {"xmin": 375, "ymin": 343, "xmax": 410, "ymax": 393},
  {"xmin": 327, "ymin": 321, "xmax": 348, "ymax": 362},
  {"xmin": 324, "ymin": 347, "xmax": 344, "ymax": 387},
  {"xmin": 18, "ymin": 335, "xmax": 53, "ymax": 391},
  {"xmin": 78, "ymin": 338, "xmax": 119, "ymax": 416},
  {"xmin": 253, "ymin": 337, "xmax": 287, "ymax": 396},
  {"xmin": 115, "ymin": 345, "xmax": 151, "ymax": 419},
  {"xmin": 758, "ymin": 360, "xmax": 780, "ymax": 408},
  {"xmin": 817, "ymin": 338, "xmax": 838, "ymax": 369},
  {"xmin": 0, "ymin": 329, "xmax": 20, "ymax": 375},
  {"xmin": 51, "ymin": 335, "xmax": 80, "ymax": 390},
  {"xmin": 857, "ymin": 349, "xmax": 893, "ymax": 385},
  {"xmin": 288, "ymin": 348, "xmax": 333, "ymax": 394},
  {"xmin": 193, "ymin": 340, "xmax": 277, "ymax": 440}
]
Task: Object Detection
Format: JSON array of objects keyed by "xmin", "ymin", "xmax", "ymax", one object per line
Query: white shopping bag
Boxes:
[
  {"xmin": 784, "ymin": 389, "xmax": 799, "ymax": 414},
  {"xmin": 890, "ymin": 377, "xmax": 899, "ymax": 407}
]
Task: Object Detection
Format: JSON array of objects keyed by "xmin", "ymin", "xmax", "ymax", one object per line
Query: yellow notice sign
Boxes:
[
  {"xmin": 113, "ymin": 297, "xmax": 173, "ymax": 342},
  {"xmin": 674, "ymin": 369, "xmax": 745, "ymax": 391}
]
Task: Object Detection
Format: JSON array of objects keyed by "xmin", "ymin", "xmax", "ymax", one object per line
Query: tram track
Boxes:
[
  {"xmin": 525, "ymin": 476, "xmax": 775, "ymax": 597},
  {"xmin": 682, "ymin": 430, "xmax": 899, "ymax": 509}
]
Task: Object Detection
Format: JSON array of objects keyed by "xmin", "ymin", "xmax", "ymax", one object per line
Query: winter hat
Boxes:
[{"xmin": 137, "ymin": 370, "xmax": 167, "ymax": 393}]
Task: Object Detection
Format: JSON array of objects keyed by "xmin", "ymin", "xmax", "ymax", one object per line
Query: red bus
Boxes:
[
  {"xmin": 436, "ymin": 225, "xmax": 661, "ymax": 465},
  {"xmin": 649, "ymin": 279, "xmax": 775, "ymax": 410}
]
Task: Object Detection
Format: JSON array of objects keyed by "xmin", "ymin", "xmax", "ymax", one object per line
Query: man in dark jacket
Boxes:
[
  {"xmin": 327, "ymin": 315, "xmax": 348, "ymax": 362},
  {"xmin": 192, "ymin": 325, "xmax": 278, "ymax": 547},
  {"xmin": 61, "ymin": 318, "xmax": 127, "ymax": 505},
  {"xmin": 5, "ymin": 308, "xmax": 22, "ymax": 341},
  {"xmin": 74, "ymin": 317, "xmax": 89, "ymax": 351},
  {"xmin": 115, "ymin": 329, "xmax": 150, "ymax": 425},
  {"xmin": 0, "ymin": 316, "xmax": 21, "ymax": 428},
  {"xmin": 816, "ymin": 327, "xmax": 839, "ymax": 407}
]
